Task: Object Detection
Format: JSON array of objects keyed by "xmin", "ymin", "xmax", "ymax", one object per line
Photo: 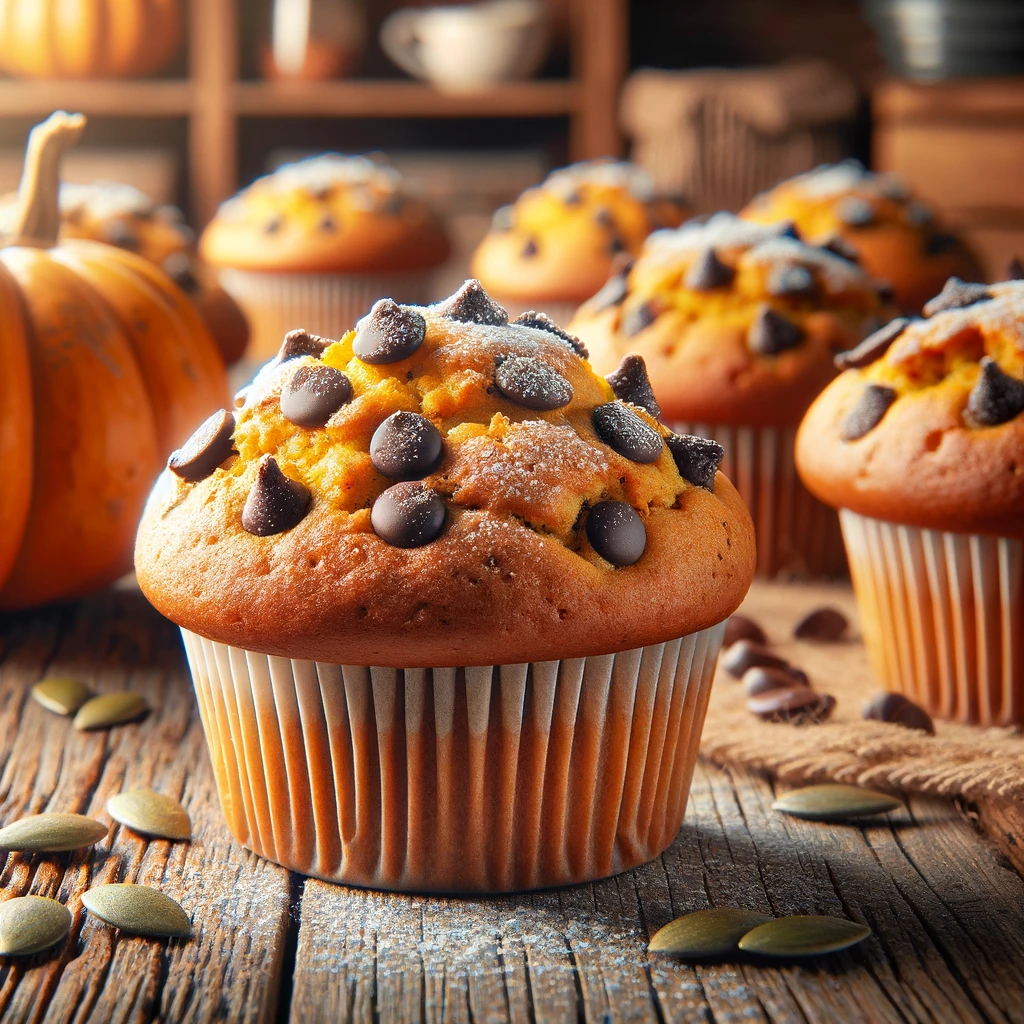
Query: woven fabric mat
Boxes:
[{"xmin": 700, "ymin": 581, "xmax": 1024, "ymax": 806}]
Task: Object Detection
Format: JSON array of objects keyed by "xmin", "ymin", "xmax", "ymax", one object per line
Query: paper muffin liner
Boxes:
[
  {"xmin": 218, "ymin": 268, "xmax": 438, "ymax": 361},
  {"xmin": 180, "ymin": 621, "xmax": 726, "ymax": 893},
  {"xmin": 840, "ymin": 510, "xmax": 1024, "ymax": 727},
  {"xmin": 670, "ymin": 420, "xmax": 846, "ymax": 578}
]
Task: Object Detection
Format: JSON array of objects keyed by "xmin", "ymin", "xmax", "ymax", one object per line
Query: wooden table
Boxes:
[{"xmin": 2, "ymin": 587, "xmax": 1024, "ymax": 1023}]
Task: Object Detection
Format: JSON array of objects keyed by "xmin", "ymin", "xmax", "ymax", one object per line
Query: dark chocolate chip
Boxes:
[
  {"xmin": 167, "ymin": 409, "xmax": 235, "ymax": 481},
  {"xmin": 966, "ymin": 357, "xmax": 1024, "ymax": 427},
  {"xmin": 665, "ymin": 433, "xmax": 724, "ymax": 490},
  {"xmin": 438, "ymin": 280, "xmax": 508, "ymax": 325},
  {"xmin": 371, "ymin": 481, "xmax": 446, "ymax": 548},
  {"xmin": 834, "ymin": 318, "xmax": 909, "ymax": 370},
  {"xmin": 794, "ymin": 606, "xmax": 849, "ymax": 641},
  {"xmin": 264, "ymin": 217, "xmax": 282, "ymax": 234},
  {"xmin": 605, "ymin": 354, "xmax": 660, "ymax": 417},
  {"xmin": 594, "ymin": 206, "xmax": 615, "ymax": 228},
  {"xmin": 276, "ymin": 329, "xmax": 329, "ymax": 363},
  {"xmin": 370, "ymin": 411, "xmax": 443, "ymax": 480},
  {"xmin": 592, "ymin": 402, "xmax": 663, "ymax": 463},
  {"xmin": 685, "ymin": 248, "xmax": 735, "ymax": 290},
  {"xmin": 862, "ymin": 692, "xmax": 935, "ymax": 734},
  {"xmin": 162, "ymin": 251, "xmax": 198, "ymax": 293},
  {"xmin": 771, "ymin": 220, "xmax": 801, "ymax": 240},
  {"xmin": 378, "ymin": 193, "xmax": 404, "ymax": 216},
  {"xmin": 876, "ymin": 281, "xmax": 895, "ymax": 305},
  {"xmin": 841, "ymin": 383, "xmax": 898, "ymax": 441},
  {"xmin": 924, "ymin": 232, "xmax": 960, "ymax": 255},
  {"xmin": 241, "ymin": 455, "xmax": 312, "ymax": 536},
  {"xmin": 319, "ymin": 214, "xmax": 337, "ymax": 232},
  {"xmin": 922, "ymin": 277, "xmax": 991, "ymax": 317},
  {"xmin": 521, "ymin": 237, "xmax": 538, "ymax": 258},
  {"xmin": 585, "ymin": 500, "xmax": 646, "ymax": 566},
  {"xmin": 767, "ymin": 265, "xmax": 815, "ymax": 298},
  {"xmin": 589, "ymin": 273, "xmax": 629, "ymax": 312},
  {"xmin": 906, "ymin": 201, "xmax": 933, "ymax": 227},
  {"xmin": 748, "ymin": 306, "xmax": 804, "ymax": 355},
  {"xmin": 280, "ymin": 364, "xmax": 352, "ymax": 427},
  {"xmin": 494, "ymin": 355, "xmax": 573, "ymax": 410},
  {"xmin": 563, "ymin": 189, "xmax": 582, "ymax": 206},
  {"xmin": 102, "ymin": 219, "xmax": 140, "ymax": 250},
  {"xmin": 491, "ymin": 205, "xmax": 514, "ymax": 231},
  {"xmin": 747, "ymin": 686, "xmax": 835, "ymax": 723},
  {"xmin": 742, "ymin": 666, "xmax": 810, "ymax": 698},
  {"xmin": 724, "ymin": 614, "xmax": 767, "ymax": 648},
  {"xmin": 353, "ymin": 299, "xmax": 426, "ymax": 364},
  {"xmin": 1009, "ymin": 257, "xmax": 1024, "ymax": 280},
  {"xmin": 621, "ymin": 301, "xmax": 659, "ymax": 337},
  {"xmin": 836, "ymin": 196, "xmax": 875, "ymax": 227},
  {"xmin": 820, "ymin": 235, "xmax": 861, "ymax": 263},
  {"xmin": 722, "ymin": 640, "xmax": 791, "ymax": 679},
  {"xmin": 609, "ymin": 236, "xmax": 626, "ymax": 255},
  {"xmin": 512, "ymin": 311, "xmax": 588, "ymax": 358}
]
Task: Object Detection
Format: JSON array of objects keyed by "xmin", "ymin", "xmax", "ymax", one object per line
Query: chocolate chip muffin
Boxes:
[
  {"xmin": 797, "ymin": 276, "xmax": 1024, "ymax": 726},
  {"xmin": 741, "ymin": 160, "xmax": 982, "ymax": 315},
  {"xmin": 569, "ymin": 212, "xmax": 887, "ymax": 577},
  {"xmin": 136, "ymin": 280, "xmax": 755, "ymax": 893}
]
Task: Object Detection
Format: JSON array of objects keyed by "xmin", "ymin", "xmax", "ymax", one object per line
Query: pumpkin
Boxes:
[
  {"xmin": 0, "ymin": 112, "xmax": 229, "ymax": 611},
  {"xmin": 0, "ymin": 0, "xmax": 183, "ymax": 79}
]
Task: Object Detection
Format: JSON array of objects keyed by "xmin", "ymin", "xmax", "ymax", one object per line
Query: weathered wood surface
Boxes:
[{"xmin": 2, "ymin": 587, "xmax": 1024, "ymax": 1023}]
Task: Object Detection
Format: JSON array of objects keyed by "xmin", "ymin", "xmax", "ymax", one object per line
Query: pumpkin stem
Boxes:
[{"xmin": 10, "ymin": 111, "xmax": 86, "ymax": 248}]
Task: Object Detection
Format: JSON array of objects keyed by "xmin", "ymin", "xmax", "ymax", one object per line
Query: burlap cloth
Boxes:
[{"xmin": 700, "ymin": 581, "xmax": 1024, "ymax": 806}]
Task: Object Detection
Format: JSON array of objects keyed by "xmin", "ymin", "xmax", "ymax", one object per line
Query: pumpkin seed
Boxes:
[
  {"xmin": 0, "ymin": 895, "xmax": 72, "ymax": 956},
  {"xmin": 738, "ymin": 915, "xmax": 871, "ymax": 957},
  {"xmin": 82, "ymin": 884, "xmax": 191, "ymax": 939},
  {"xmin": 649, "ymin": 907, "xmax": 772, "ymax": 957},
  {"xmin": 107, "ymin": 790, "xmax": 190, "ymax": 841},
  {"xmin": 773, "ymin": 784, "xmax": 902, "ymax": 821},
  {"xmin": 0, "ymin": 812, "xmax": 108, "ymax": 852},
  {"xmin": 32, "ymin": 677, "xmax": 93, "ymax": 716},
  {"xmin": 73, "ymin": 692, "xmax": 149, "ymax": 731}
]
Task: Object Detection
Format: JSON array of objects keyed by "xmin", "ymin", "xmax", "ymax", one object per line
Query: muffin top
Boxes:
[
  {"xmin": 569, "ymin": 213, "xmax": 886, "ymax": 426},
  {"xmin": 199, "ymin": 154, "xmax": 450, "ymax": 274},
  {"xmin": 741, "ymin": 161, "xmax": 982, "ymax": 315},
  {"xmin": 797, "ymin": 277, "xmax": 1024, "ymax": 537},
  {"xmin": 470, "ymin": 159, "xmax": 686, "ymax": 305},
  {"xmin": 135, "ymin": 281, "xmax": 755, "ymax": 665}
]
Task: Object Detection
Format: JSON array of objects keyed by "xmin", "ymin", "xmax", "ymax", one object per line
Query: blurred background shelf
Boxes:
[{"xmin": 0, "ymin": 80, "xmax": 194, "ymax": 117}]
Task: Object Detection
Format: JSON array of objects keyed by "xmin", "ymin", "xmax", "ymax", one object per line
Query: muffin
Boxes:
[
  {"xmin": 200, "ymin": 154, "xmax": 450, "ymax": 361},
  {"xmin": 797, "ymin": 276, "xmax": 1024, "ymax": 727},
  {"xmin": 470, "ymin": 159, "xmax": 686, "ymax": 325},
  {"xmin": 741, "ymin": 160, "xmax": 982, "ymax": 315},
  {"xmin": 570, "ymin": 213, "xmax": 887, "ymax": 577},
  {"xmin": 135, "ymin": 280, "xmax": 755, "ymax": 893}
]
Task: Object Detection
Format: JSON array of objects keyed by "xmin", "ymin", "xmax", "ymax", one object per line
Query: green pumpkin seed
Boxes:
[
  {"xmin": 0, "ymin": 895, "xmax": 72, "ymax": 956},
  {"xmin": 0, "ymin": 812, "xmax": 108, "ymax": 852},
  {"xmin": 772, "ymin": 784, "xmax": 902, "ymax": 821},
  {"xmin": 649, "ymin": 907, "xmax": 773, "ymax": 957},
  {"xmin": 32, "ymin": 677, "xmax": 93, "ymax": 716},
  {"xmin": 82, "ymin": 884, "xmax": 191, "ymax": 939},
  {"xmin": 73, "ymin": 692, "xmax": 149, "ymax": 731},
  {"xmin": 107, "ymin": 790, "xmax": 191, "ymax": 841},
  {"xmin": 738, "ymin": 915, "xmax": 871, "ymax": 957}
]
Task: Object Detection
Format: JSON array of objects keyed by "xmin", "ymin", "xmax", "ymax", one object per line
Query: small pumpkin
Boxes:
[{"xmin": 0, "ymin": 112, "xmax": 228, "ymax": 611}]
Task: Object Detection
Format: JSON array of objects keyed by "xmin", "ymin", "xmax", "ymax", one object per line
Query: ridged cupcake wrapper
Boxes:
[
  {"xmin": 180, "ymin": 622, "xmax": 726, "ymax": 893},
  {"xmin": 841, "ymin": 510, "xmax": 1024, "ymax": 727},
  {"xmin": 670, "ymin": 420, "xmax": 846, "ymax": 578},
  {"xmin": 218, "ymin": 269, "xmax": 437, "ymax": 361}
]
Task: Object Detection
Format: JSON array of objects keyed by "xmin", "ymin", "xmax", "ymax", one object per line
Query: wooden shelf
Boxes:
[{"xmin": 0, "ymin": 79, "xmax": 193, "ymax": 117}]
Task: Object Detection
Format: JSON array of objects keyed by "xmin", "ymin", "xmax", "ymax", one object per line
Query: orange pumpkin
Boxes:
[{"xmin": 0, "ymin": 112, "xmax": 228, "ymax": 611}]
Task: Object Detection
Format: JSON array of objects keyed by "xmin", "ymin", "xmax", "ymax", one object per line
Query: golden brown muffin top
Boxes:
[
  {"xmin": 199, "ymin": 154, "xmax": 450, "ymax": 274},
  {"xmin": 135, "ymin": 281, "xmax": 755, "ymax": 665},
  {"xmin": 796, "ymin": 277, "xmax": 1024, "ymax": 537}
]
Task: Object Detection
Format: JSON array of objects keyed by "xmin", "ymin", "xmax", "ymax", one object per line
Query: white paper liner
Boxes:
[
  {"xmin": 670, "ymin": 419, "xmax": 846, "ymax": 578},
  {"xmin": 841, "ymin": 510, "xmax": 1024, "ymax": 727},
  {"xmin": 181, "ymin": 622, "xmax": 726, "ymax": 893}
]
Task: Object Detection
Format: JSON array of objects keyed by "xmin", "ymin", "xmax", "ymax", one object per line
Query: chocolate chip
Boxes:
[
  {"xmin": 439, "ymin": 280, "xmax": 508, "ymax": 325},
  {"xmin": 491, "ymin": 205, "xmax": 514, "ymax": 231},
  {"xmin": 264, "ymin": 217, "xmax": 282, "ymax": 234},
  {"xmin": 724, "ymin": 614, "xmax": 767, "ymax": 648},
  {"xmin": 877, "ymin": 281, "xmax": 895, "ymax": 305},
  {"xmin": 767, "ymin": 265, "xmax": 815, "ymax": 298},
  {"xmin": 371, "ymin": 482, "xmax": 446, "ymax": 548},
  {"xmin": 609, "ymin": 236, "xmax": 626, "ymax": 254},
  {"xmin": 594, "ymin": 206, "xmax": 614, "ymax": 229},
  {"xmin": 162, "ymin": 251, "xmax": 198, "ymax": 293},
  {"xmin": 685, "ymin": 248, "xmax": 734, "ymax": 290},
  {"xmin": 241, "ymin": 455, "xmax": 312, "ymax": 536},
  {"xmin": 820, "ymin": 235, "xmax": 860, "ymax": 263},
  {"xmin": 589, "ymin": 273, "xmax": 629, "ymax": 312},
  {"xmin": 836, "ymin": 196, "xmax": 875, "ymax": 227},
  {"xmin": 585, "ymin": 500, "xmax": 646, "ymax": 566},
  {"xmin": 512, "ymin": 311, "xmax": 588, "ymax": 358},
  {"xmin": 742, "ymin": 666, "xmax": 809, "ymax": 698},
  {"xmin": 280, "ymin": 364, "xmax": 352, "ymax": 427},
  {"xmin": 592, "ymin": 402, "xmax": 663, "ymax": 463},
  {"xmin": 748, "ymin": 306, "xmax": 804, "ymax": 355},
  {"xmin": 665, "ymin": 433, "xmax": 724, "ymax": 490},
  {"xmin": 276, "ymin": 329, "xmax": 329, "ymax": 363},
  {"xmin": 494, "ymin": 355, "xmax": 573, "ymax": 410},
  {"xmin": 370, "ymin": 411, "xmax": 443, "ymax": 480},
  {"xmin": 167, "ymin": 410, "xmax": 235, "ymax": 481},
  {"xmin": 379, "ymin": 193, "xmax": 403, "ymax": 216},
  {"xmin": 562, "ymin": 189, "xmax": 582, "ymax": 206},
  {"xmin": 102, "ymin": 220, "xmax": 140, "ymax": 250},
  {"xmin": 353, "ymin": 299, "xmax": 426, "ymax": 364},
  {"xmin": 771, "ymin": 220, "xmax": 801, "ymax": 240},
  {"xmin": 319, "ymin": 214, "xmax": 337, "ymax": 232},
  {"xmin": 722, "ymin": 640, "xmax": 792, "ymax": 679},
  {"xmin": 747, "ymin": 686, "xmax": 835, "ymax": 723},
  {"xmin": 862, "ymin": 692, "xmax": 935, "ymax": 734},
  {"xmin": 621, "ymin": 301, "xmax": 659, "ymax": 337},
  {"xmin": 906, "ymin": 201, "xmax": 933, "ymax": 227},
  {"xmin": 966, "ymin": 357, "xmax": 1024, "ymax": 427},
  {"xmin": 924, "ymin": 233, "xmax": 960, "ymax": 255},
  {"xmin": 605, "ymin": 354, "xmax": 660, "ymax": 417},
  {"xmin": 841, "ymin": 384, "xmax": 897, "ymax": 441},
  {"xmin": 835, "ymin": 318, "xmax": 909, "ymax": 370},
  {"xmin": 922, "ymin": 277, "xmax": 991, "ymax": 317},
  {"xmin": 794, "ymin": 606, "xmax": 849, "ymax": 641},
  {"xmin": 521, "ymin": 237, "xmax": 538, "ymax": 258},
  {"xmin": 1009, "ymin": 257, "xmax": 1024, "ymax": 280}
]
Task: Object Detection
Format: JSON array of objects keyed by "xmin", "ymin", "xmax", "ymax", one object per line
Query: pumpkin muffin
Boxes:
[
  {"xmin": 797, "ymin": 276, "xmax": 1024, "ymax": 727},
  {"xmin": 741, "ymin": 160, "xmax": 982, "ymax": 315},
  {"xmin": 136, "ymin": 280, "xmax": 755, "ymax": 893},
  {"xmin": 470, "ymin": 159, "xmax": 686, "ymax": 324},
  {"xmin": 569, "ymin": 212, "xmax": 886, "ymax": 577},
  {"xmin": 200, "ymin": 154, "xmax": 450, "ymax": 360}
]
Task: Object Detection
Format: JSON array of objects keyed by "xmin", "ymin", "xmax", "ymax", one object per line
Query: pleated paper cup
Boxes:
[
  {"xmin": 841, "ymin": 510, "xmax": 1024, "ymax": 727},
  {"xmin": 670, "ymin": 420, "xmax": 846, "ymax": 579},
  {"xmin": 181, "ymin": 621, "xmax": 726, "ymax": 893}
]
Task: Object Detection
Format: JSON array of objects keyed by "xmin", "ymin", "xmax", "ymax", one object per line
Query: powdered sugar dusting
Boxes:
[{"xmin": 544, "ymin": 159, "xmax": 655, "ymax": 202}]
